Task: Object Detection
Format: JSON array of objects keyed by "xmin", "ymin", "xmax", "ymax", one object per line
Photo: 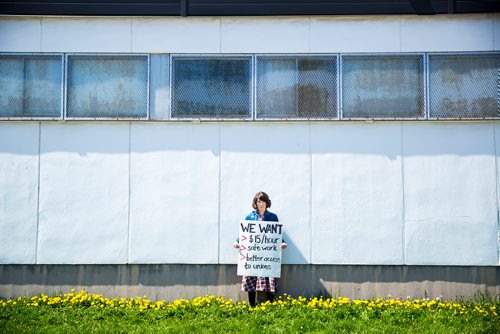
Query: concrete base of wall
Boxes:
[{"xmin": 1, "ymin": 265, "xmax": 498, "ymax": 301}]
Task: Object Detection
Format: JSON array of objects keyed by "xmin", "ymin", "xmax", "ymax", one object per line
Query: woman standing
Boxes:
[{"xmin": 233, "ymin": 191, "xmax": 287, "ymax": 307}]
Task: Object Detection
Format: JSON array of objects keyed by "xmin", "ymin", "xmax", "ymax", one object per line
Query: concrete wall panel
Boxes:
[
  {"xmin": 220, "ymin": 17, "xmax": 309, "ymax": 53},
  {"xmin": 496, "ymin": 124, "xmax": 500, "ymax": 265},
  {"xmin": 132, "ymin": 18, "xmax": 220, "ymax": 53},
  {"xmin": 1, "ymin": 15, "xmax": 498, "ymax": 54},
  {"xmin": 0, "ymin": 123, "xmax": 39, "ymax": 264},
  {"xmin": 403, "ymin": 124, "xmax": 497, "ymax": 265},
  {"xmin": 1, "ymin": 264, "xmax": 497, "ymax": 301},
  {"xmin": 311, "ymin": 124, "xmax": 404, "ymax": 265},
  {"xmin": 41, "ymin": 18, "xmax": 132, "ymax": 52},
  {"xmin": 129, "ymin": 124, "xmax": 219, "ymax": 264},
  {"xmin": 0, "ymin": 17, "xmax": 42, "ymax": 52},
  {"xmin": 219, "ymin": 124, "xmax": 311, "ymax": 264},
  {"xmin": 37, "ymin": 124, "xmax": 129, "ymax": 263},
  {"xmin": 310, "ymin": 16, "xmax": 400, "ymax": 52},
  {"xmin": 401, "ymin": 14, "xmax": 494, "ymax": 52},
  {"xmin": 149, "ymin": 54, "xmax": 170, "ymax": 120},
  {"xmin": 494, "ymin": 14, "xmax": 500, "ymax": 51}
]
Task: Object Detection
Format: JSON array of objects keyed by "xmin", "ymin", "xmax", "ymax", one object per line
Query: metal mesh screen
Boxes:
[
  {"xmin": 342, "ymin": 55, "xmax": 424, "ymax": 119},
  {"xmin": 0, "ymin": 54, "xmax": 62, "ymax": 118},
  {"xmin": 256, "ymin": 56, "xmax": 337, "ymax": 119},
  {"xmin": 66, "ymin": 55, "xmax": 148, "ymax": 119},
  {"xmin": 429, "ymin": 53, "xmax": 499, "ymax": 119},
  {"xmin": 171, "ymin": 57, "xmax": 251, "ymax": 119}
]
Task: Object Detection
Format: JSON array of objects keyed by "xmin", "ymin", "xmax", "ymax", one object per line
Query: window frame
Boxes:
[
  {"xmin": 0, "ymin": 52, "xmax": 64, "ymax": 120},
  {"xmin": 426, "ymin": 51, "xmax": 500, "ymax": 121},
  {"xmin": 255, "ymin": 54, "xmax": 340, "ymax": 121},
  {"xmin": 340, "ymin": 52, "xmax": 427, "ymax": 121},
  {"xmin": 0, "ymin": 51, "xmax": 498, "ymax": 122},
  {"xmin": 64, "ymin": 53, "xmax": 150, "ymax": 121},
  {"xmin": 169, "ymin": 54, "xmax": 254, "ymax": 121}
]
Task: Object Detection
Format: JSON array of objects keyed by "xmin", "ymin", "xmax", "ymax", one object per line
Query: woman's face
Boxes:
[{"xmin": 256, "ymin": 199, "xmax": 267, "ymax": 213}]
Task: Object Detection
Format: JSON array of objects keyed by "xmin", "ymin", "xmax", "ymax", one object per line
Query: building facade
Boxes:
[{"xmin": 0, "ymin": 2, "xmax": 499, "ymax": 300}]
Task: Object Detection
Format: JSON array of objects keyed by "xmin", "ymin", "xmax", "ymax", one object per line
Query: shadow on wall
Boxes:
[
  {"xmin": 281, "ymin": 230, "xmax": 308, "ymax": 265},
  {"xmin": 1, "ymin": 123, "xmax": 495, "ymax": 157},
  {"xmin": 1, "ymin": 265, "xmax": 498, "ymax": 301},
  {"xmin": 281, "ymin": 265, "xmax": 500, "ymax": 300}
]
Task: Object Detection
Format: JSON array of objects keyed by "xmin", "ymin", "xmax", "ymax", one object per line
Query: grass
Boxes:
[{"xmin": 1, "ymin": 291, "xmax": 499, "ymax": 333}]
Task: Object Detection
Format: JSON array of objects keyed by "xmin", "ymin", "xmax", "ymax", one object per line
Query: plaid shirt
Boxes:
[{"xmin": 241, "ymin": 276, "xmax": 278, "ymax": 293}]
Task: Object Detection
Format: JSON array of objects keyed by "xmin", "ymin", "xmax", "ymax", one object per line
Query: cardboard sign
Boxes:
[{"xmin": 237, "ymin": 219, "xmax": 283, "ymax": 278}]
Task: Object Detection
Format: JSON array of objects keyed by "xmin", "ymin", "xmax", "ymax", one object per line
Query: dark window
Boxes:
[{"xmin": 171, "ymin": 57, "xmax": 252, "ymax": 118}]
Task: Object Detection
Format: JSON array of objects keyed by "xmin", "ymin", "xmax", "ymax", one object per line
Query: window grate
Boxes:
[
  {"xmin": 0, "ymin": 54, "xmax": 63, "ymax": 118},
  {"xmin": 428, "ymin": 53, "xmax": 499, "ymax": 119},
  {"xmin": 171, "ymin": 56, "xmax": 252, "ymax": 119},
  {"xmin": 342, "ymin": 54, "xmax": 425, "ymax": 119},
  {"xmin": 1, "ymin": 52, "xmax": 499, "ymax": 122},
  {"xmin": 256, "ymin": 56, "xmax": 337, "ymax": 119},
  {"xmin": 66, "ymin": 55, "xmax": 149, "ymax": 119}
]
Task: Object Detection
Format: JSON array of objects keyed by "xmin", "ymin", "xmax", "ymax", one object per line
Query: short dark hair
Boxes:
[{"xmin": 252, "ymin": 191, "xmax": 272, "ymax": 210}]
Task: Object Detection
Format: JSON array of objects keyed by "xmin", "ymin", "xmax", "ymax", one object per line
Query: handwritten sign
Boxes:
[{"xmin": 237, "ymin": 219, "xmax": 283, "ymax": 278}]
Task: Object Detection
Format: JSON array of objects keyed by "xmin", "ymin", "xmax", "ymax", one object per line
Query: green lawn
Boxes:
[{"xmin": 1, "ymin": 292, "xmax": 498, "ymax": 333}]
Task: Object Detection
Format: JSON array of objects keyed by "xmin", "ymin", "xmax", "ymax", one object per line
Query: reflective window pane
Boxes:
[
  {"xmin": 172, "ymin": 57, "xmax": 251, "ymax": 118},
  {"xmin": 0, "ymin": 55, "xmax": 62, "ymax": 118},
  {"xmin": 342, "ymin": 55, "xmax": 424, "ymax": 118},
  {"xmin": 257, "ymin": 56, "xmax": 337, "ymax": 118},
  {"xmin": 429, "ymin": 54, "xmax": 499, "ymax": 118},
  {"xmin": 67, "ymin": 55, "xmax": 148, "ymax": 118}
]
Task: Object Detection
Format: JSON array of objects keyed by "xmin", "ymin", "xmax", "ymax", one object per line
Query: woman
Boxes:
[{"xmin": 233, "ymin": 191, "xmax": 287, "ymax": 307}]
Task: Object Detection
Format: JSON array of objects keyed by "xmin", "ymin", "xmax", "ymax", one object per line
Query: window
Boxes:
[
  {"xmin": 342, "ymin": 55, "xmax": 424, "ymax": 119},
  {"xmin": 429, "ymin": 53, "xmax": 499, "ymax": 119},
  {"xmin": 66, "ymin": 55, "xmax": 149, "ymax": 119},
  {"xmin": 256, "ymin": 56, "xmax": 337, "ymax": 119},
  {"xmin": 171, "ymin": 56, "xmax": 252, "ymax": 119},
  {"xmin": 1, "ymin": 52, "xmax": 498, "ymax": 122},
  {"xmin": 0, "ymin": 54, "xmax": 62, "ymax": 118}
]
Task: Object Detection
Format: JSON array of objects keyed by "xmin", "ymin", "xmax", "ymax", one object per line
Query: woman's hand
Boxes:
[
  {"xmin": 233, "ymin": 242, "xmax": 240, "ymax": 249},
  {"xmin": 281, "ymin": 242, "xmax": 287, "ymax": 250}
]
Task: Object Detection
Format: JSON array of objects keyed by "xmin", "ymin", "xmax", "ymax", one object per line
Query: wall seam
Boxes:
[
  {"xmin": 39, "ymin": 17, "xmax": 43, "ymax": 52},
  {"xmin": 399, "ymin": 15, "xmax": 402, "ymax": 52},
  {"xmin": 217, "ymin": 123, "xmax": 222, "ymax": 263},
  {"xmin": 127, "ymin": 122, "xmax": 132, "ymax": 263},
  {"xmin": 493, "ymin": 124, "xmax": 499, "ymax": 265},
  {"xmin": 492, "ymin": 14, "xmax": 495, "ymax": 51},
  {"xmin": 308, "ymin": 16, "xmax": 311, "ymax": 52},
  {"xmin": 308, "ymin": 122, "xmax": 313, "ymax": 264},
  {"xmin": 34, "ymin": 122, "xmax": 42, "ymax": 264},
  {"xmin": 219, "ymin": 18, "xmax": 222, "ymax": 53},
  {"xmin": 400, "ymin": 122, "xmax": 406, "ymax": 264},
  {"xmin": 130, "ymin": 18, "xmax": 133, "ymax": 53}
]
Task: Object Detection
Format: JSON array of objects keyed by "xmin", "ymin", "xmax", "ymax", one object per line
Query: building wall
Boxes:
[
  {"xmin": 0, "ymin": 14, "xmax": 499, "ymax": 298},
  {"xmin": 1, "ymin": 122, "xmax": 498, "ymax": 267},
  {"xmin": 0, "ymin": 14, "xmax": 499, "ymax": 53}
]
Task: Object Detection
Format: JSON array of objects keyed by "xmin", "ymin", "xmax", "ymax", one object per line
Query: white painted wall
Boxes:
[
  {"xmin": 0, "ymin": 14, "xmax": 498, "ymax": 53},
  {"xmin": 311, "ymin": 124, "xmax": 404, "ymax": 264},
  {"xmin": 37, "ymin": 124, "xmax": 130, "ymax": 263},
  {"xmin": 403, "ymin": 124, "xmax": 497, "ymax": 265},
  {"xmin": 0, "ymin": 15, "xmax": 498, "ymax": 265},
  {"xmin": 496, "ymin": 124, "xmax": 500, "ymax": 265},
  {"xmin": 129, "ymin": 123, "xmax": 219, "ymax": 264},
  {"xmin": 0, "ymin": 122, "xmax": 498, "ymax": 265},
  {"xmin": 0, "ymin": 123, "xmax": 39, "ymax": 264}
]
